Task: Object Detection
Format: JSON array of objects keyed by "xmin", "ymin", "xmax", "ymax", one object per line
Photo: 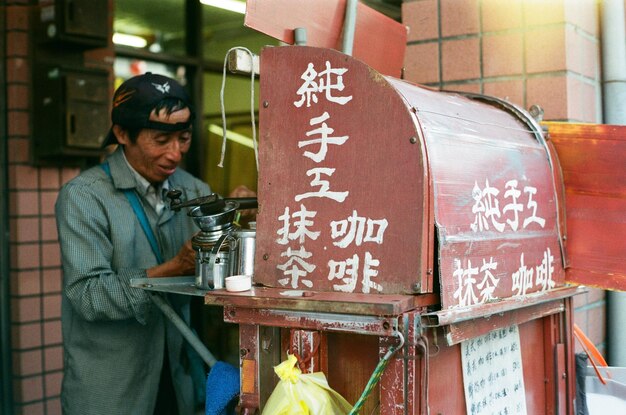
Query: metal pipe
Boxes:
[
  {"xmin": 0, "ymin": 3, "xmax": 14, "ymax": 411},
  {"xmin": 601, "ymin": 0, "xmax": 626, "ymax": 125},
  {"xmin": 294, "ymin": 27, "xmax": 307, "ymax": 46},
  {"xmin": 341, "ymin": 0, "xmax": 358, "ymax": 55},
  {"xmin": 601, "ymin": 0, "xmax": 626, "ymax": 366},
  {"xmin": 150, "ymin": 293, "xmax": 218, "ymax": 368}
]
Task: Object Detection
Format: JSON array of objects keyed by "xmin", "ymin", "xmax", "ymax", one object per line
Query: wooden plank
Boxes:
[
  {"xmin": 421, "ymin": 285, "xmax": 584, "ymax": 327},
  {"xmin": 222, "ymin": 306, "xmax": 398, "ymax": 337},
  {"xmin": 546, "ymin": 122, "xmax": 626, "ymax": 291},
  {"xmin": 444, "ymin": 300, "xmax": 565, "ymax": 345},
  {"xmin": 556, "ymin": 343, "xmax": 566, "ymax": 415},
  {"xmin": 205, "ymin": 286, "xmax": 438, "ymax": 316}
]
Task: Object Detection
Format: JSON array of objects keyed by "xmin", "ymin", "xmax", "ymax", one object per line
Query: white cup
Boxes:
[{"xmin": 225, "ymin": 274, "xmax": 252, "ymax": 292}]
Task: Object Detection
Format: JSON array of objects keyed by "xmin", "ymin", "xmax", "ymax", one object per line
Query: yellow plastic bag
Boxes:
[{"xmin": 261, "ymin": 354, "xmax": 353, "ymax": 415}]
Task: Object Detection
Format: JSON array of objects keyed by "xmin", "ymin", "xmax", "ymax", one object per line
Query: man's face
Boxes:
[{"xmin": 117, "ymin": 107, "xmax": 192, "ymax": 184}]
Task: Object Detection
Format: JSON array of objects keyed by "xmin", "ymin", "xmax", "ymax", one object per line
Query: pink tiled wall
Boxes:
[
  {"xmin": 402, "ymin": 0, "xmax": 606, "ymax": 354},
  {"xmin": 403, "ymin": 0, "xmax": 601, "ymax": 123},
  {"xmin": 5, "ymin": 2, "xmax": 111, "ymax": 414}
]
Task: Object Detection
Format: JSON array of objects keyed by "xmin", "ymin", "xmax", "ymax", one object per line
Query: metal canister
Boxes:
[
  {"xmin": 195, "ymin": 233, "xmax": 236, "ymax": 290},
  {"xmin": 233, "ymin": 229, "xmax": 256, "ymax": 277}
]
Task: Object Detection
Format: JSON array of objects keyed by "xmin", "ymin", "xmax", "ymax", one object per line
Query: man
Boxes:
[{"xmin": 56, "ymin": 73, "xmax": 210, "ymax": 414}]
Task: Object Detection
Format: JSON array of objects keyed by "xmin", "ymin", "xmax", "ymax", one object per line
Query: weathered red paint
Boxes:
[
  {"xmin": 205, "ymin": 286, "xmax": 438, "ymax": 316},
  {"xmin": 229, "ymin": 305, "xmax": 576, "ymax": 413},
  {"xmin": 222, "ymin": 306, "xmax": 399, "ymax": 337},
  {"xmin": 421, "ymin": 285, "xmax": 581, "ymax": 328},
  {"xmin": 444, "ymin": 300, "xmax": 565, "ymax": 345},
  {"xmin": 547, "ymin": 122, "xmax": 626, "ymax": 291},
  {"xmin": 238, "ymin": 324, "xmax": 260, "ymax": 411},
  {"xmin": 256, "ymin": 46, "xmax": 430, "ymax": 295},
  {"xmin": 257, "ymin": 46, "xmax": 566, "ymax": 309},
  {"xmin": 244, "ymin": 0, "xmax": 406, "ymax": 77}
]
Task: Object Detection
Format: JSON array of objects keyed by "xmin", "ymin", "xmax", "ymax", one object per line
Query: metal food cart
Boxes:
[
  {"xmin": 205, "ymin": 45, "xmax": 581, "ymax": 414},
  {"xmin": 132, "ymin": 37, "xmax": 626, "ymax": 413}
]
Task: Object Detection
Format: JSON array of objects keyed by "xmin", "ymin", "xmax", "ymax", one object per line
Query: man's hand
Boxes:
[
  {"xmin": 228, "ymin": 184, "xmax": 256, "ymax": 199},
  {"xmin": 229, "ymin": 185, "xmax": 257, "ymax": 221},
  {"xmin": 147, "ymin": 240, "xmax": 196, "ymax": 278}
]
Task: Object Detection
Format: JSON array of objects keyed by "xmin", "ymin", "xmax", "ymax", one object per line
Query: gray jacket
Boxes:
[{"xmin": 56, "ymin": 147, "xmax": 210, "ymax": 414}]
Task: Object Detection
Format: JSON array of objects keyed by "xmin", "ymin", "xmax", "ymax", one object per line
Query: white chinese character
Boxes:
[
  {"xmin": 361, "ymin": 252, "xmax": 382, "ymax": 293},
  {"xmin": 535, "ymin": 247, "xmax": 555, "ymax": 291},
  {"xmin": 277, "ymin": 247, "xmax": 316, "ymax": 288},
  {"xmin": 330, "ymin": 211, "xmax": 388, "ymax": 248},
  {"xmin": 298, "ymin": 112, "xmax": 349, "ymax": 163},
  {"xmin": 471, "ymin": 180, "xmax": 505, "ymax": 232},
  {"xmin": 276, "ymin": 207, "xmax": 291, "ymax": 245},
  {"xmin": 331, "ymin": 211, "xmax": 364, "ymax": 247},
  {"xmin": 328, "ymin": 254, "xmax": 359, "ymax": 293},
  {"xmin": 317, "ymin": 61, "xmax": 353, "ymax": 105},
  {"xmin": 276, "ymin": 205, "xmax": 320, "ymax": 245},
  {"xmin": 511, "ymin": 253, "xmax": 534, "ymax": 296},
  {"xmin": 293, "ymin": 63, "xmax": 319, "ymax": 108},
  {"xmin": 293, "ymin": 61, "xmax": 353, "ymax": 108},
  {"xmin": 295, "ymin": 167, "xmax": 349, "ymax": 202},
  {"xmin": 476, "ymin": 257, "xmax": 499, "ymax": 303},
  {"xmin": 522, "ymin": 186, "xmax": 545, "ymax": 229},
  {"xmin": 470, "ymin": 181, "xmax": 487, "ymax": 232},
  {"xmin": 503, "ymin": 180, "xmax": 523, "ymax": 231},
  {"xmin": 291, "ymin": 204, "xmax": 320, "ymax": 243},
  {"xmin": 452, "ymin": 258, "xmax": 479, "ymax": 307},
  {"xmin": 364, "ymin": 218, "xmax": 388, "ymax": 244}
]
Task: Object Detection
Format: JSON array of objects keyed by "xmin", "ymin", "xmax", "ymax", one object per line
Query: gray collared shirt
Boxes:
[{"xmin": 55, "ymin": 146, "xmax": 210, "ymax": 415}]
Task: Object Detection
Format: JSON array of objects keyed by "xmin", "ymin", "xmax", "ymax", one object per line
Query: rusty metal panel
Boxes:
[
  {"xmin": 223, "ymin": 306, "xmax": 399, "ymax": 337},
  {"xmin": 444, "ymin": 300, "xmax": 565, "ymax": 346},
  {"xmin": 238, "ymin": 324, "xmax": 260, "ymax": 412},
  {"xmin": 421, "ymin": 284, "xmax": 582, "ymax": 327},
  {"xmin": 256, "ymin": 46, "xmax": 429, "ymax": 295},
  {"xmin": 547, "ymin": 122, "xmax": 626, "ymax": 291},
  {"xmin": 420, "ymin": 316, "xmax": 574, "ymax": 415},
  {"xmin": 244, "ymin": 0, "xmax": 406, "ymax": 77},
  {"xmin": 427, "ymin": 319, "xmax": 565, "ymax": 413},
  {"xmin": 378, "ymin": 335, "xmax": 405, "ymax": 415},
  {"xmin": 564, "ymin": 297, "xmax": 576, "ymax": 414},
  {"xmin": 556, "ymin": 343, "xmax": 566, "ymax": 415},
  {"xmin": 542, "ymin": 313, "xmax": 562, "ymax": 415},
  {"xmin": 289, "ymin": 329, "xmax": 324, "ymax": 373},
  {"xmin": 520, "ymin": 320, "xmax": 550, "ymax": 414},
  {"xmin": 325, "ymin": 332, "xmax": 379, "ymax": 414},
  {"xmin": 424, "ymin": 317, "xmax": 560, "ymax": 414},
  {"xmin": 386, "ymin": 81, "xmax": 566, "ymax": 310},
  {"xmin": 205, "ymin": 287, "xmax": 437, "ymax": 315},
  {"xmin": 235, "ymin": 324, "xmax": 282, "ymax": 412}
]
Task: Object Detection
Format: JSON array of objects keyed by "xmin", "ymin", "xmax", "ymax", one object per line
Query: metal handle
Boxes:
[
  {"xmin": 207, "ymin": 233, "xmax": 237, "ymax": 290},
  {"xmin": 167, "ymin": 189, "xmax": 257, "ymax": 215}
]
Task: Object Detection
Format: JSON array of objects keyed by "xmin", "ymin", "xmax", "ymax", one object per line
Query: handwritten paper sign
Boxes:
[{"xmin": 461, "ymin": 325, "xmax": 527, "ymax": 415}]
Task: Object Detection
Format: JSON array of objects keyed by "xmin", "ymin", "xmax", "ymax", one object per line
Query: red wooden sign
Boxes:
[
  {"xmin": 548, "ymin": 122, "xmax": 626, "ymax": 292},
  {"xmin": 244, "ymin": 0, "xmax": 407, "ymax": 77},
  {"xmin": 255, "ymin": 46, "xmax": 428, "ymax": 295},
  {"xmin": 385, "ymin": 81, "xmax": 566, "ymax": 308},
  {"xmin": 255, "ymin": 46, "xmax": 566, "ymax": 307}
]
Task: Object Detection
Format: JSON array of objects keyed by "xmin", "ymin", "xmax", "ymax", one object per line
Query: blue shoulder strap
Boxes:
[{"xmin": 101, "ymin": 162, "xmax": 164, "ymax": 264}]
